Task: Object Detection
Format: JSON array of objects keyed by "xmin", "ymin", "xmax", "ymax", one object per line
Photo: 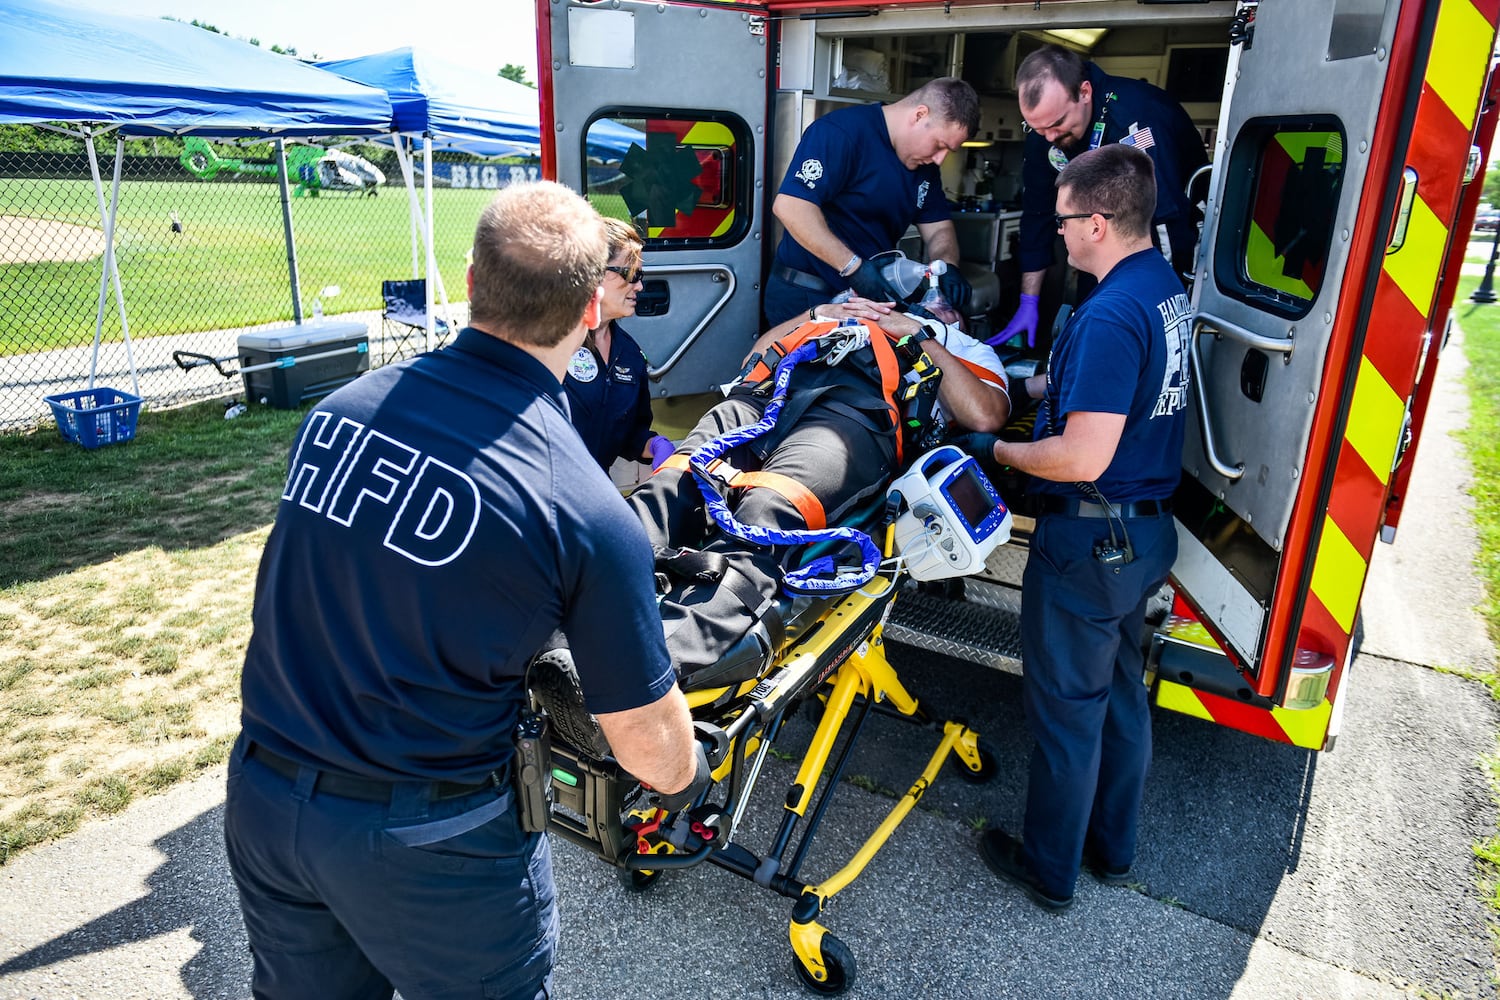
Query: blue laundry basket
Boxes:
[{"xmin": 44, "ymin": 388, "xmax": 143, "ymax": 449}]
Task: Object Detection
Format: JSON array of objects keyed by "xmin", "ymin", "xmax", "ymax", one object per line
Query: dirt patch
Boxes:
[{"xmin": 1, "ymin": 215, "xmax": 106, "ymax": 264}]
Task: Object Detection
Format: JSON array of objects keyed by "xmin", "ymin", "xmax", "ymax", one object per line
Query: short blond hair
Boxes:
[
  {"xmin": 602, "ymin": 215, "xmax": 644, "ymax": 262},
  {"xmin": 468, "ymin": 182, "xmax": 608, "ymax": 348}
]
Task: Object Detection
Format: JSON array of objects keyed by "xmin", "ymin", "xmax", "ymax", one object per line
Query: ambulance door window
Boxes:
[
  {"xmin": 1213, "ymin": 116, "xmax": 1347, "ymax": 319},
  {"xmin": 582, "ymin": 111, "xmax": 751, "ymax": 248}
]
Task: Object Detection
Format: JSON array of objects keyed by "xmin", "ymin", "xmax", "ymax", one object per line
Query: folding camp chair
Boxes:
[{"xmin": 380, "ymin": 279, "xmax": 450, "ymax": 364}]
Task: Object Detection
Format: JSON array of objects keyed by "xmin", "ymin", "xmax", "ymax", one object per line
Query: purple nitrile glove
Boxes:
[
  {"xmin": 988, "ymin": 294, "xmax": 1040, "ymax": 348},
  {"xmin": 647, "ymin": 434, "xmax": 676, "ymax": 469}
]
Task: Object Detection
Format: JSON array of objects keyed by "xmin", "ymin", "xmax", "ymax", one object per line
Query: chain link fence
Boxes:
[{"xmin": 1, "ymin": 131, "xmax": 537, "ymax": 433}]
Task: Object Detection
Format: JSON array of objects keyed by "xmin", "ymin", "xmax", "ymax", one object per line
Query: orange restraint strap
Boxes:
[{"xmin": 654, "ymin": 455, "xmax": 827, "ymax": 530}]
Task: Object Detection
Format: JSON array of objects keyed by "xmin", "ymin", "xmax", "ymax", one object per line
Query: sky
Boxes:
[{"xmin": 59, "ymin": 0, "xmax": 540, "ymax": 81}]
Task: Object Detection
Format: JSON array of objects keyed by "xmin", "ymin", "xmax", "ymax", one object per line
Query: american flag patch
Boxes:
[{"xmin": 1121, "ymin": 126, "xmax": 1156, "ymax": 150}]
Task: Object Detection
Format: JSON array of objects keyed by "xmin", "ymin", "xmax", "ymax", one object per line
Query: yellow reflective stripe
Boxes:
[
  {"xmin": 1344, "ymin": 355, "xmax": 1406, "ymax": 485},
  {"xmin": 681, "ymin": 121, "xmax": 735, "ymax": 146},
  {"xmin": 1163, "ymin": 616, "xmax": 1220, "ymax": 649},
  {"xmin": 711, "ymin": 213, "xmax": 736, "ymax": 238},
  {"xmin": 1245, "ymin": 221, "xmax": 1315, "ymax": 299},
  {"xmin": 1154, "ymin": 680, "xmax": 1215, "ymax": 722},
  {"xmin": 1270, "ymin": 699, "xmax": 1333, "ymax": 750},
  {"xmin": 1308, "ymin": 515, "xmax": 1364, "ymax": 634},
  {"xmin": 1382, "ymin": 192, "xmax": 1445, "ymax": 317},
  {"xmin": 1428, "ymin": 0, "xmax": 1493, "ymax": 124}
]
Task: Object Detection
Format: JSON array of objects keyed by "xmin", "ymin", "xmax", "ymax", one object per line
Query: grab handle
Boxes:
[{"xmin": 1189, "ymin": 314, "xmax": 1294, "ymax": 481}]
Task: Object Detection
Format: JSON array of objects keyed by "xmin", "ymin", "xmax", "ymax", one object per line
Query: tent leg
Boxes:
[
  {"xmin": 83, "ymin": 131, "xmax": 112, "ymax": 392},
  {"xmin": 108, "ymin": 138, "xmax": 137, "ymax": 397},
  {"xmin": 277, "ymin": 139, "xmax": 303, "ymax": 324},
  {"xmin": 424, "ymin": 137, "xmax": 436, "ymax": 354},
  {"xmin": 393, "ymin": 138, "xmax": 422, "ymax": 279}
]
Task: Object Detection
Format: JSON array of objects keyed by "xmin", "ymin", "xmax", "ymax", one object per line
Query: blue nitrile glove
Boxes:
[
  {"xmin": 988, "ymin": 294, "xmax": 1040, "ymax": 348},
  {"xmin": 951, "ymin": 431, "xmax": 1002, "ymax": 466},
  {"xmin": 647, "ymin": 434, "xmax": 676, "ymax": 469},
  {"xmin": 847, "ymin": 258, "xmax": 900, "ymax": 303},
  {"xmin": 936, "ymin": 266, "xmax": 973, "ymax": 314}
]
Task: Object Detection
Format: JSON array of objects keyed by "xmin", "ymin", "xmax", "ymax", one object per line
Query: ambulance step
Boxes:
[{"xmin": 884, "ymin": 579, "xmax": 1024, "ymax": 674}]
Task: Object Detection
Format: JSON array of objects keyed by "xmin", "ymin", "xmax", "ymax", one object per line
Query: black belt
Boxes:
[
  {"xmin": 770, "ymin": 261, "xmax": 833, "ymax": 294},
  {"xmin": 1037, "ymin": 495, "xmax": 1173, "ymax": 519},
  {"xmin": 246, "ymin": 742, "xmax": 504, "ymax": 803}
]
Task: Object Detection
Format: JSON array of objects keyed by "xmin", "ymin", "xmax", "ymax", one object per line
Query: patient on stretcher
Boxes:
[{"xmin": 623, "ymin": 296, "xmax": 1011, "ymax": 690}]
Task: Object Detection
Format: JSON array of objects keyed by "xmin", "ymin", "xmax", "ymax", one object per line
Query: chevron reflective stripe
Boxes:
[
  {"xmin": 1155, "ymin": 679, "xmax": 1332, "ymax": 750},
  {"xmin": 1302, "ymin": 0, "xmax": 1497, "ymax": 665}
]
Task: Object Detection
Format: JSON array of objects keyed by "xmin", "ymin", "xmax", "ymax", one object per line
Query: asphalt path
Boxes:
[{"xmin": 1, "ymin": 323, "xmax": 1496, "ymax": 998}]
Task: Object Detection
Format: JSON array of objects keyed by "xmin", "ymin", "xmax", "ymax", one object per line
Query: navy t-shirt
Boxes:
[
  {"xmin": 775, "ymin": 102, "xmax": 951, "ymax": 289},
  {"xmin": 563, "ymin": 324, "xmax": 654, "ymax": 469},
  {"xmin": 240, "ymin": 327, "xmax": 676, "ymax": 783},
  {"xmin": 1018, "ymin": 63, "xmax": 1208, "ymax": 274},
  {"xmin": 1031, "ymin": 248, "xmax": 1191, "ymax": 502}
]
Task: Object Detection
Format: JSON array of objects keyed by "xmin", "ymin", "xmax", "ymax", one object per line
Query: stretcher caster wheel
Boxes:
[
  {"xmin": 619, "ymin": 867, "xmax": 663, "ymax": 892},
  {"xmin": 792, "ymin": 933, "xmax": 855, "ymax": 995},
  {"xmin": 950, "ymin": 738, "xmax": 998, "ymax": 784}
]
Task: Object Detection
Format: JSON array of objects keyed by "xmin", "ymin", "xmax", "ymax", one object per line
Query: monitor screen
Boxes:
[{"xmin": 946, "ymin": 464, "xmax": 997, "ymax": 527}]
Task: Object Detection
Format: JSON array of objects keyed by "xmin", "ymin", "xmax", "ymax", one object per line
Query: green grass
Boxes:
[
  {"xmin": 0, "ymin": 178, "xmax": 493, "ymax": 354},
  {"xmin": 1451, "ymin": 277, "xmax": 1500, "ymax": 968},
  {"xmin": 0, "ymin": 399, "xmax": 305, "ymax": 586}
]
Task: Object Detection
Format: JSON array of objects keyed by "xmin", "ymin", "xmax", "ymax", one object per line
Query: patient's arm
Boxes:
[
  {"xmin": 923, "ymin": 337, "xmax": 1010, "ymax": 432},
  {"xmin": 595, "ymin": 686, "xmax": 699, "ymax": 794}
]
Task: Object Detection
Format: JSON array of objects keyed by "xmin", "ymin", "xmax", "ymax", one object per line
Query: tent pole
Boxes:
[
  {"xmin": 108, "ymin": 137, "xmax": 138, "ymax": 397},
  {"xmin": 84, "ymin": 130, "xmax": 109, "ymax": 392},
  {"xmin": 423, "ymin": 136, "xmax": 436, "ymax": 353},
  {"xmin": 276, "ymin": 139, "xmax": 303, "ymax": 324},
  {"xmin": 393, "ymin": 138, "xmax": 421, "ymax": 278}
]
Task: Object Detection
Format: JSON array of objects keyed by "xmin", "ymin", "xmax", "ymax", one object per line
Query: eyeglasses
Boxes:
[
  {"xmin": 605, "ymin": 264, "xmax": 645, "ymax": 284},
  {"xmin": 1054, "ymin": 212, "xmax": 1113, "ymax": 229}
]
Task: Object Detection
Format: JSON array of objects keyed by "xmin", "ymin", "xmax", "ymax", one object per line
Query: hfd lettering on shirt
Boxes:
[
  {"xmin": 1152, "ymin": 292, "xmax": 1192, "ymax": 419},
  {"xmin": 282, "ymin": 412, "xmax": 481, "ymax": 566}
]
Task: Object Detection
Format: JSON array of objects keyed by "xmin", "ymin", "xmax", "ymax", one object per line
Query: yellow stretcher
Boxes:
[{"xmin": 532, "ymin": 524, "xmax": 997, "ymax": 996}]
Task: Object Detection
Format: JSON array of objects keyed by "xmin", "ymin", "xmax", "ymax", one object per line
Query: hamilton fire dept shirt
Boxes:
[
  {"xmin": 1031, "ymin": 247, "xmax": 1191, "ymax": 503},
  {"xmin": 239, "ymin": 328, "xmax": 676, "ymax": 783},
  {"xmin": 775, "ymin": 102, "xmax": 952, "ymax": 289}
]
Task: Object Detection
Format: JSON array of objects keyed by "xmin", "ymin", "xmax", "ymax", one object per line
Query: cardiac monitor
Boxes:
[{"xmin": 888, "ymin": 446, "xmax": 1011, "ymax": 581}]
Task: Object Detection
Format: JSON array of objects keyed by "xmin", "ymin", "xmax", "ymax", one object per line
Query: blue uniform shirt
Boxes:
[
  {"xmin": 240, "ymin": 327, "xmax": 676, "ymax": 783},
  {"xmin": 563, "ymin": 323, "xmax": 654, "ymax": 470},
  {"xmin": 1032, "ymin": 248, "xmax": 1191, "ymax": 502},
  {"xmin": 1019, "ymin": 63, "xmax": 1208, "ymax": 274},
  {"xmin": 775, "ymin": 102, "xmax": 951, "ymax": 289}
]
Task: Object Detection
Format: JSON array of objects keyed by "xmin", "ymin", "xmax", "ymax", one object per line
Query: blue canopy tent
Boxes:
[
  {"xmin": 316, "ymin": 48, "xmax": 645, "ymax": 349},
  {"xmin": 0, "ymin": 0, "xmax": 394, "ymax": 394}
]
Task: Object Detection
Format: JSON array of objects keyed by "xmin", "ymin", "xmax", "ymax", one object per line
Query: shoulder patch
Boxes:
[
  {"xmin": 1047, "ymin": 146, "xmax": 1070, "ymax": 173},
  {"xmin": 568, "ymin": 348, "xmax": 599, "ymax": 383},
  {"xmin": 795, "ymin": 158, "xmax": 824, "ymax": 188}
]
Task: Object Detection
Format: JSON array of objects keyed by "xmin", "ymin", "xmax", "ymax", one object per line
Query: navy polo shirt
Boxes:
[
  {"xmin": 563, "ymin": 324, "xmax": 655, "ymax": 469},
  {"xmin": 1031, "ymin": 248, "xmax": 1191, "ymax": 502},
  {"xmin": 240, "ymin": 327, "xmax": 676, "ymax": 783},
  {"xmin": 1018, "ymin": 63, "xmax": 1208, "ymax": 274},
  {"xmin": 775, "ymin": 102, "xmax": 951, "ymax": 289}
]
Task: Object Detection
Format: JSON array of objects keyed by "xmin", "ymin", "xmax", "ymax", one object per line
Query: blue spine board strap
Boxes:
[{"xmin": 688, "ymin": 338, "xmax": 881, "ymax": 594}]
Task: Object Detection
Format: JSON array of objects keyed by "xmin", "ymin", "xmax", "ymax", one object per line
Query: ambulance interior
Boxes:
[{"xmin": 775, "ymin": 6, "xmax": 1238, "ymax": 343}]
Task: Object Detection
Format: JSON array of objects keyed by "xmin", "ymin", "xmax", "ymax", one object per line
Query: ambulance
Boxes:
[{"xmin": 537, "ymin": 0, "xmax": 1500, "ymax": 752}]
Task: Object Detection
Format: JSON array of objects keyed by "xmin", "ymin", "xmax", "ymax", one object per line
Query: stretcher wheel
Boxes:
[
  {"xmin": 792, "ymin": 932, "xmax": 855, "ymax": 995},
  {"xmin": 950, "ymin": 738, "xmax": 998, "ymax": 784},
  {"xmin": 618, "ymin": 867, "xmax": 663, "ymax": 891}
]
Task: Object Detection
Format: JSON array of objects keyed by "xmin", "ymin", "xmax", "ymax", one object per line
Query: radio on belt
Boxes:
[{"xmin": 888, "ymin": 445, "xmax": 1011, "ymax": 580}]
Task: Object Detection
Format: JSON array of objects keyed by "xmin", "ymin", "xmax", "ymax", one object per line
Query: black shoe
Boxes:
[
  {"xmin": 1081, "ymin": 846, "xmax": 1132, "ymax": 886},
  {"xmin": 978, "ymin": 829, "xmax": 1072, "ymax": 911}
]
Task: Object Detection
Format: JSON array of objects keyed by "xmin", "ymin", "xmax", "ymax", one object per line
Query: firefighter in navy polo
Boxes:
[
  {"xmin": 765, "ymin": 77, "xmax": 981, "ymax": 326},
  {"xmin": 994, "ymin": 44, "xmax": 1207, "ymax": 348},
  {"xmin": 961, "ymin": 145, "xmax": 1190, "ymax": 911},
  {"xmin": 564, "ymin": 216, "xmax": 674, "ymax": 471},
  {"xmin": 224, "ymin": 182, "xmax": 708, "ymax": 1000}
]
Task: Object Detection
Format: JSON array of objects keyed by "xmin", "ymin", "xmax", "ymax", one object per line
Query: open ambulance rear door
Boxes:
[
  {"xmin": 537, "ymin": 0, "xmax": 772, "ymax": 401},
  {"xmin": 1157, "ymin": 0, "xmax": 1499, "ymax": 750}
]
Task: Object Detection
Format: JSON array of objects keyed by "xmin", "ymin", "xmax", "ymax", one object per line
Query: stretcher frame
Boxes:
[{"xmin": 541, "ymin": 529, "xmax": 996, "ymax": 996}]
